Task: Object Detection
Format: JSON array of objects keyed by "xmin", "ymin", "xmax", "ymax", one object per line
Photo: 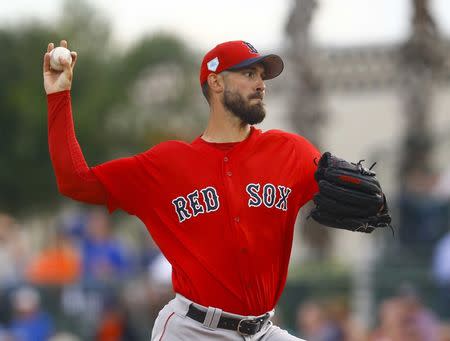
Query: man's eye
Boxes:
[{"xmin": 245, "ymin": 71, "xmax": 254, "ymax": 77}]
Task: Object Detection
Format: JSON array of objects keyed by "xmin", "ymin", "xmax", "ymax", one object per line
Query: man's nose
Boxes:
[{"xmin": 256, "ymin": 78, "xmax": 266, "ymax": 93}]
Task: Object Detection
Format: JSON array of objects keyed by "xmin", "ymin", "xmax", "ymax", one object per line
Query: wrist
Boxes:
[{"xmin": 45, "ymin": 87, "xmax": 71, "ymax": 95}]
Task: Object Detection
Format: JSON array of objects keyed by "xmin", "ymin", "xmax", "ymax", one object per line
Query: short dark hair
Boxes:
[{"xmin": 201, "ymin": 82, "xmax": 211, "ymax": 104}]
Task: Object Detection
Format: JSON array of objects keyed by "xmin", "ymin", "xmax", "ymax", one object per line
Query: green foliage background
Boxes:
[{"xmin": 0, "ymin": 1, "xmax": 206, "ymax": 215}]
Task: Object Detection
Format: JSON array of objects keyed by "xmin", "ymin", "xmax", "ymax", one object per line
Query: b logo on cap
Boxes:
[{"xmin": 243, "ymin": 41, "xmax": 258, "ymax": 54}]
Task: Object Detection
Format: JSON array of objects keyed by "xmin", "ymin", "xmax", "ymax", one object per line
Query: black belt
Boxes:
[{"xmin": 186, "ymin": 304, "xmax": 270, "ymax": 336}]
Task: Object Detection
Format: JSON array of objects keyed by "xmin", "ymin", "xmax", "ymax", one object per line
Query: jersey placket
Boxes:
[{"xmin": 221, "ymin": 151, "xmax": 254, "ymax": 301}]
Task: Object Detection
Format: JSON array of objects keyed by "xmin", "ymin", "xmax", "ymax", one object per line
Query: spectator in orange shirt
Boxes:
[{"xmin": 26, "ymin": 228, "xmax": 81, "ymax": 286}]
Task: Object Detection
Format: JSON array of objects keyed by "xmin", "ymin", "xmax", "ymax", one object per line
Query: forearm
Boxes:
[{"xmin": 47, "ymin": 91, "xmax": 107, "ymax": 204}]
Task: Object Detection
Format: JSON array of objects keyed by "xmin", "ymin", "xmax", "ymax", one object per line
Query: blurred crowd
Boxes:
[
  {"xmin": 0, "ymin": 163, "xmax": 448, "ymax": 341},
  {"xmin": 294, "ymin": 290, "xmax": 450, "ymax": 341},
  {"xmin": 0, "ymin": 209, "xmax": 173, "ymax": 340}
]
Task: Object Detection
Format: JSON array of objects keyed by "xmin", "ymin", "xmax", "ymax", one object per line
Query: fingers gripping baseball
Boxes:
[{"xmin": 43, "ymin": 40, "xmax": 78, "ymax": 94}]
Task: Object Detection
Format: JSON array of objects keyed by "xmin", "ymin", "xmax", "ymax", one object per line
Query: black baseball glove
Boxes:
[{"xmin": 309, "ymin": 152, "xmax": 392, "ymax": 233}]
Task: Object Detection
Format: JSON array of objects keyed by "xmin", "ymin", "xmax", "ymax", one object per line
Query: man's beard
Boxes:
[{"xmin": 222, "ymin": 89, "xmax": 266, "ymax": 126}]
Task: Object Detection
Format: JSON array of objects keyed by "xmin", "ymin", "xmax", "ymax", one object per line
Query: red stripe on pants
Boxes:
[{"xmin": 159, "ymin": 312, "xmax": 175, "ymax": 341}]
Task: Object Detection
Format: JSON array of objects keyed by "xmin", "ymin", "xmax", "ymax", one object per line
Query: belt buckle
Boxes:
[
  {"xmin": 237, "ymin": 319, "xmax": 261, "ymax": 336},
  {"xmin": 237, "ymin": 313, "xmax": 269, "ymax": 336}
]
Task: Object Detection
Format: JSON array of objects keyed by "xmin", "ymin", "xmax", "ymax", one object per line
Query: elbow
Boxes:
[
  {"xmin": 56, "ymin": 180, "xmax": 107, "ymax": 205},
  {"xmin": 56, "ymin": 181, "xmax": 79, "ymax": 199}
]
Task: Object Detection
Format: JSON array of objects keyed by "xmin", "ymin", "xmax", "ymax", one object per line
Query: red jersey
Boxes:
[{"xmin": 47, "ymin": 91, "xmax": 320, "ymax": 316}]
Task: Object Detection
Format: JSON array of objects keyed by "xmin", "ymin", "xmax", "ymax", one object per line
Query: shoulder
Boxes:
[
  {"xmin": 260, "ymin": 129, "xmax": 315, "ymax": 147},
  {"xmin": 134, "ymin": 140, "xmax": 197, "ymax": 168},
  {"xmin": 149, "ymin": 140, "xmax": 192, "ymax": 152},
  {"xmin": 259, "ymin": 129, "xmax": 321, "ymax": 164},
  {"xmin": 141, "ymin": 140, "xmax": 193, "ymax": 157}
]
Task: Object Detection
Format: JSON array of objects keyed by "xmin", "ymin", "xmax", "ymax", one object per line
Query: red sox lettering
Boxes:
[
  {"xmin": 172, "ymin": 183, "xmax": 293, "ymax": 223},
  {"xmin": 172, "ymin": 186, "xmax": 220, "ymax": 223},
  {"xmin": 246, "ymin": 183, "xmax": 292, "ymax": 211}
]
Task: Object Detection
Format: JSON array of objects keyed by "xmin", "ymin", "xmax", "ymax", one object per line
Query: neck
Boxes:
[{"xmin": 201, "ymin": 102, "xmax": 251, "ymax": 143}]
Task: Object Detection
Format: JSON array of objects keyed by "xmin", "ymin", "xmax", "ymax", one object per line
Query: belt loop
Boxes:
[
  {"xmin": 202, "ymin": 307, "xmax": 215, "ymax": 329},
  {"xmin": 210, "ymin": 308, "xmax": 222, "ymax": 329}
]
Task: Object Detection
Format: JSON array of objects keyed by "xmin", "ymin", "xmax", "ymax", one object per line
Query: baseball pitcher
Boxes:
[{"xmin": 43, "ymin": 39, "xmax": 390, "ymax": 340}]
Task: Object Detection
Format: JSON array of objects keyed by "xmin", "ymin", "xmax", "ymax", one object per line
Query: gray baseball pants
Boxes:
[{"xmin": 151, "ymin": 294, "xmax": 305, "ymax": 341}]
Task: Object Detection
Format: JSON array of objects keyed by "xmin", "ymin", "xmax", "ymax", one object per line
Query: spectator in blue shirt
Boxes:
[
  {"xmin": 9, "ymin": 286, "xmax": 54, "ymax": 341},
  {"xmin": 81, "ymin": 209, "xmax": 133, "ymax": 283}
]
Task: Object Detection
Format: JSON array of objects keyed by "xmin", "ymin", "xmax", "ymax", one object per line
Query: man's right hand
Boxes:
[{"xmin": 43, "ymin": 40, "xmax": 77, "ymax": 94}]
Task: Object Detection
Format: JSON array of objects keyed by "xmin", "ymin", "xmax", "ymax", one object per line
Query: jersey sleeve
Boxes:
[
  {"xmin": 48, "ymin": 91, "xmax": 165, "ymax": 216},
  {"xmin": 47, "ymin": 91, "xmax": 107, "ymax": 205},
  {"xmin": 91, "ymin": 153, "xmax": 154, "ymax": 215}
]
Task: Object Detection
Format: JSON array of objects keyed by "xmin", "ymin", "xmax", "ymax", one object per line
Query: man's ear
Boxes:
[{"xmin": 207, "ymin": 73, "xmax": 224, "ymax": 94}]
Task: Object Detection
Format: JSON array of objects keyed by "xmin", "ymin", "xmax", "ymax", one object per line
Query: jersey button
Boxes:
[
  {"xmin": 234, "ymin": 216, "xmax": 240, "ymax": 223},
  {"xmin": 240, "ymin": 247, "xmax": 248, "ymax": 254},
  {"xmin": 226, "ymin": 171, "xmax": 232, "ymax": 177},
  {"xmin": 224, "ymin": 156, "xmax": 229, "ymax": 162}
]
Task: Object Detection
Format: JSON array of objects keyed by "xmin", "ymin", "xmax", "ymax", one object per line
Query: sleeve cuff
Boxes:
[{"xmin": 47, "ymin": 90, "xmax": 71, "ymax": 103}]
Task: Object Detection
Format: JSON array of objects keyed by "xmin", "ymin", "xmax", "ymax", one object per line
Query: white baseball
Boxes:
[{"xmin": 49, "ymin": 47, "xmax": 72, "ymax": 71}]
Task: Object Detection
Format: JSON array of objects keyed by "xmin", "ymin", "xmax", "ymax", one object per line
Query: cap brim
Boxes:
[{"xmin": 227, "ymin": 54, "xmax": 284, "ymax": 80}]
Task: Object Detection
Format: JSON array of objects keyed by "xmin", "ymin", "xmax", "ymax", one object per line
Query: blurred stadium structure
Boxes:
[
  {"xmin": 270, "ymin": 0, "xmax": 450, "ymax": 334},
  {"xmin": 0, "ymin": 0, "xmax": 450, "ymax": 339}
]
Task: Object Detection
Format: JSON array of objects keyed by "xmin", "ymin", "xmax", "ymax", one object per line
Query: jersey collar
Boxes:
[{"xmin": 192, "ymin": 126, "xmax": 261, "ymax": 156}]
